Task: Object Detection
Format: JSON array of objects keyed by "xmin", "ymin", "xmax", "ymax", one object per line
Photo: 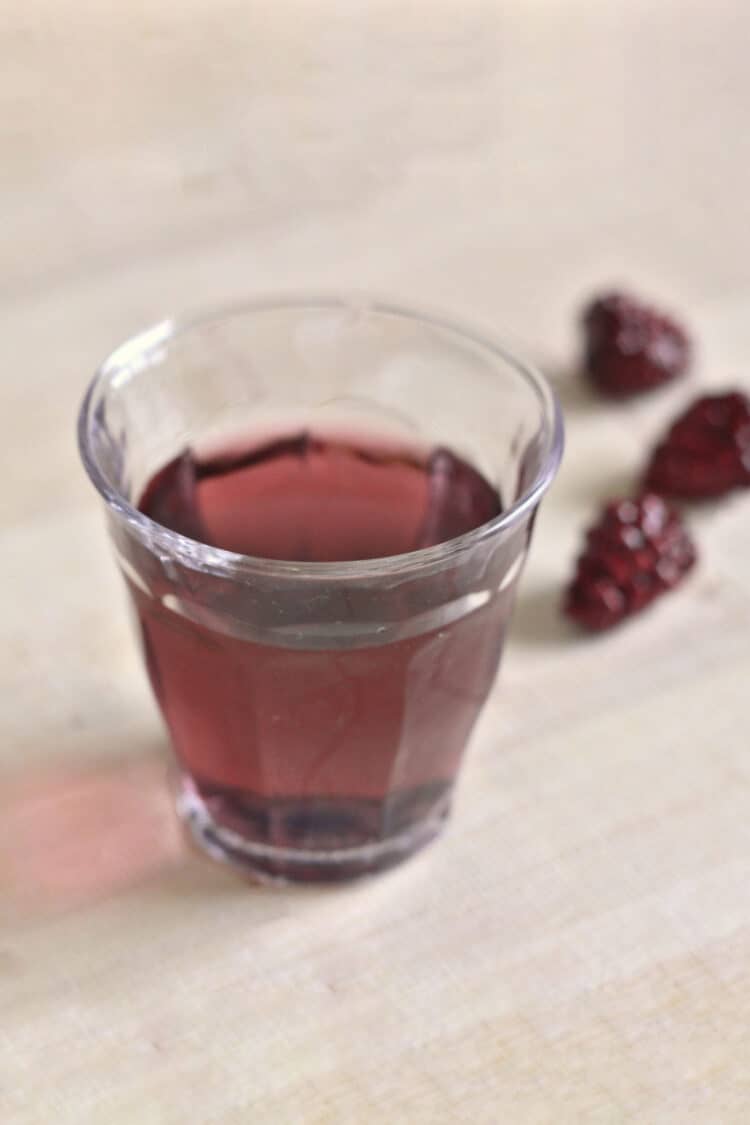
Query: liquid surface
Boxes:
[{"xmin": 139, "ymin": 433, "xmax": 501, "ymax": 561}]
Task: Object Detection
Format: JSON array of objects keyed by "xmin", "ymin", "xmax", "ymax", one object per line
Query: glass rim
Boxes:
[{"xmin": 78, "ymin": 293, "xmax": 564, "ymax": 579}]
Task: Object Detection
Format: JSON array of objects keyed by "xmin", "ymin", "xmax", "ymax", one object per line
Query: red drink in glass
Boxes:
[
  {"xmin": 133, "ymin": 434, "xmax": 506, "ymax": 878},
  {"xmin": 78, "ymin": 298, "xmax": 562, "ymax": 881}
]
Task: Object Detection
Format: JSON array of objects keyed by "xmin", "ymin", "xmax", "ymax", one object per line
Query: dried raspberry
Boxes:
[
  {"xmin": 565, "ymin": 494, "xmax": 696, "ymax": 631},
  {"xmin": 582, "ymin": 291, "xmax": 691, "ymax": 396},
  {"xmin": 645, "ymin": 391, "xmax": 750, "ymax": 498}
]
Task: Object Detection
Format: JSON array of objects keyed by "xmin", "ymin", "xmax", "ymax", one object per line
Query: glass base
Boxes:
[{"xmin": 176, "ymin": 775, "xmax": 451, "ymax": 885}]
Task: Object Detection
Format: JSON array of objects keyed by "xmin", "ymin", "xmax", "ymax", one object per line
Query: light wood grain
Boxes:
[{"xmin": 2, "ymin": 2, "xmax": 750, "ymax": 1121}]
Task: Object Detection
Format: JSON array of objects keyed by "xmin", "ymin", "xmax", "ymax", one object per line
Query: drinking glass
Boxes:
[{"xmin": 78, "ymin": 296, "xmax": 563, "ymax": 883}]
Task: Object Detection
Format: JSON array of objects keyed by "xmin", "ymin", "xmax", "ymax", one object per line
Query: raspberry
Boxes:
[
  {"xmin": 564, "ymin": 494, "xmax": 696, "ymax": 631},
  {"xmin": 582, "ymin": 291, "xmax": 691, "ymax": 396},
  {"xmin": 645, "ymin": 391, "xmax": 750, "ymax": 498}
]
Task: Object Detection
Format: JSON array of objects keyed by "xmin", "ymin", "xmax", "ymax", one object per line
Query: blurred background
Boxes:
[{"xmin": 4, "ymin": 0, "xmax": 750, "ymax": 520}]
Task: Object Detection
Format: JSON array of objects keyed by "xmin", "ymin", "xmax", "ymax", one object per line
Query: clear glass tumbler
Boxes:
[{"xmin": 78, "ymin": 297, "xmax": 563, "ymax": 883}]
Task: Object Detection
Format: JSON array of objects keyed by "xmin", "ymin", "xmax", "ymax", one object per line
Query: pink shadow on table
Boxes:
[{"xmin": 0, "ymin": 753, "xmax": 189, "ymax": 913}]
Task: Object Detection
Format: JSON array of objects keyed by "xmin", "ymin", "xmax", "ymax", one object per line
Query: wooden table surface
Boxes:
[{"xmin": 2, "ymin": 3, "xmax": 749, "ymax": 1121}]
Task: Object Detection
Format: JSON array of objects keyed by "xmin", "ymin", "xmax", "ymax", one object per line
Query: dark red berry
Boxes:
[
  {"xmin": 645, "ymin": 391, "xmax": 750, "ymax": 498},
  {"xmin": 565, "ymin": 494, "xmax": 696, "ymax": 631},
  {"xmin": 582, "ymin": 291, "xmax": 691, "ymax": 396}
]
